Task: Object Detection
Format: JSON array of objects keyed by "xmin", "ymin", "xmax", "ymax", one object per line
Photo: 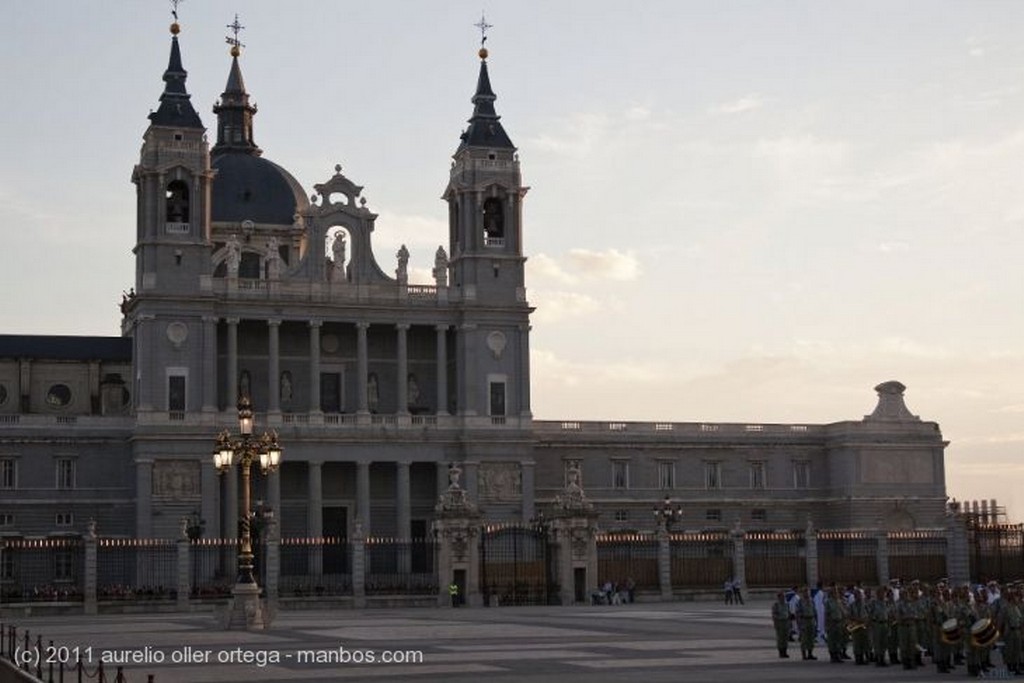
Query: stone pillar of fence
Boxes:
[
  {"xmin": 84, "ymin": 520, "xmax": 98, "ymax": 615},
  {"xmin": 433, "ymin": 463, "xmax": 482, "ymax": 607},
  {"xmin": 945, "ymin": 507, "xmax": 970, "ymax": 586},
  {"xmin": 550, "ymin": 463, "xmax": 599, "ymax": 605},
  {"xmin": 656, "ymin": 526, "xmax": 672, "ymax": 601},
  {"xmin": 264, "ymin": 515, "xmax": 279, "ymax": 615},
  {"xmin": 805, "ymin": 520, "xmax": 819, "ymax": 588},
  {"xmin": 352, "ymin": 519, "xmax": 367, "ymax": 608},
  {"xmin": 874, "ymin": 528, "xmax": 889, "ymax": 585},
  {"xmin": 731, "ymin": 521, "xmax": 746, "ymax": 599},
  {"xmin": 177, "ymin": 520, "xmax": 190, "ymax": 612}
]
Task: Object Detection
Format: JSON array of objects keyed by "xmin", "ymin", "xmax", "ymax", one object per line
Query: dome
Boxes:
[{"xmin": 211, "ymin": 151, "xmax": 309, "ymax": 225}]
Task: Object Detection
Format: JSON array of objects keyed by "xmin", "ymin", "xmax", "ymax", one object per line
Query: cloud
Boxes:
[
  {"xmin": 530, "ymin": 291, "xmax": 602, "ymax": 324},
  {"xmin": 878, "ymin": 241, "xmax": 910, "ymax": 253},
  {"xmin": 374, "ymin": 211, "xmax": 447, "ymax": 250},
  {"xmin": 711, "ymin": 95, "xmax": 764, "ymax": 115},
  {"xmin": 565, "ymin": 248, "xmax": 641, "ymax": 281},
  {"xmin": 625, "ymin": 105, "xmax": 652, "ymax": 122}
]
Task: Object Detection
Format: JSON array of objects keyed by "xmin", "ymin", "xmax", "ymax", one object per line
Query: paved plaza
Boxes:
[{"xmin": 2, "ymin": 600, "xmax": 991, "ymax": 683}]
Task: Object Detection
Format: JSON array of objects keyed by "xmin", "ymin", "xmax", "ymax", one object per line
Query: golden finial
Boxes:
[
  {"xmin": 170, "ymin": 0, "xmax": 182, "ymax": 34},
  {"xmin": 474, "ymin": 12, "xmax": 492, "ymax": 59},
  {"xmin": 226, "ymin": 14, "xmax": 246, "ymax": 57}
]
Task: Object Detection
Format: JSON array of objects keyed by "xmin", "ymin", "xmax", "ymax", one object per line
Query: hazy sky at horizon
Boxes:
[{"xmin": 1, "ymin": 2, "xmax": 1022, "ymax": 519}]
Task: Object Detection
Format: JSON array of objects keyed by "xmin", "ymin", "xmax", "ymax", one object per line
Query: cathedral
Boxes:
[{"xmin": 0, "ymin": 17, "xmax": 949, "ymax": 546}]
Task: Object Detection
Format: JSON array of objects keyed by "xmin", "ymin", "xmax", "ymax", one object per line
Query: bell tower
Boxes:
[
  {"xmin": 126, "ymin": 15, "xmax": 216, "ymax": 416},
  {"xmin": 444, "ymin": 32, "xmax": 533, "ymax": 421}
]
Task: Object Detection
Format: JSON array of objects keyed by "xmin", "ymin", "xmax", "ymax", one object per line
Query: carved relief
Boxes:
[
  {"xmin": 153, "ymin": 460, "xmax": 200, "ymax": 499},
  {"xmin": 486, "ymin": 331, "xmax": 507, "ymax": 360},
  {"xmin": 478, "ymin": 462, "xmax": 522, "ymax": 502}
]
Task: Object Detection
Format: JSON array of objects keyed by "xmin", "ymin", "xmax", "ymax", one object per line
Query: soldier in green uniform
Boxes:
[
  {"xmin": 896, "ymin": 586, "xmax": 919, "ymax": 669},
  {"xmin": 847, "ymin": 589, "xmax": 870, "ymax": 665},
  {"xmin": 771, "ymin": 591, "xmax": 792, "ymax": 658},
  {"xmin": 930, "ymin": 586, "xmax": 952, "ymax": 673},
  {"xmin": 998, "ymin": 586, "xmax": 1022, "ymax": 675},
  {"xmin": 796, "ymin": 586, "xmax": 818, "ymax": 661},
  {"xmin": 824, "ymin": 585, "xmax": 847, "ymax": 663},
  {"xmin": 868, "ymin": 586, "xmax": 891, "ymax": 666}
]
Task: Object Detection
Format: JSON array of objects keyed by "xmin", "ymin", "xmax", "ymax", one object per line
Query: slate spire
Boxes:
[
  {"xmin": 213, "ymin": 16, "xmax": 260, "ymax": 155},
  {"xmin": 148, "ymin": 22, "xmax": 204, "ymax": 129},
  {"xmin": 459, "ymin": 47, "xmax": 515, "ymax": 151}
]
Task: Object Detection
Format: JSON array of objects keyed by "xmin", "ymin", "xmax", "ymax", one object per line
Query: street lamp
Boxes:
[
  {"xmin": 213, "ymin": 397, "xmax": 282, "ymax": 588},
  {"xmin": 653, "ymin": 495, "xmax": 682, "ymax": 530}
]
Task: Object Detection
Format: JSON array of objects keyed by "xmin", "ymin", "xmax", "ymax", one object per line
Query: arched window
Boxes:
[
  {"xmin": 165, "ymin": 180, "xmax": 190, "ymax": 223},
  {"xmin": 483, "ymin": 197, "xmax": 504, "ymax": 245}
]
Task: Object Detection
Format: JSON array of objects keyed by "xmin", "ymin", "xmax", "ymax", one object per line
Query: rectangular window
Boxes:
[
  {"xmin": 0, "ymin": 549, "xmax": 12, "ymax": 580},
  {"xmin": 56, "ymin": 458, "xmax": 75, "ymax": 490},
  {"xmin": 320, "ymin": 372, "xmax": 341, "ymax": 413},
  {"xmin": 614, "ymin": 510, "xmax": 629, "ymax": 523},
  {"xmin": 168, "ymin": 374, "xmax": 186, "ymax": 412},
  {"xmin": 56, "ymin": 512, "xmax": 73, "ymax": 527},
  {"xmin": 705, "ymin": 508, "xmax": 722, "ymax": 522},
  {"xmin": 612, "ymin": 461, "xmax": 629, "ymax": 490},
  {"xmin": 0, "ymin": 458, "xmax": 15, "ymax": 489},
  {"xmin": 749, "ymin": 461, "xmax": 766, "ymax": 490},
  {"xmin": 704, "ymin": 461, "xmax": 721, "ymax": 490},
  {"xmin": 793, "ymin": 460, "xmax": 811, "ymax": 489},
  {"xmin": 488, "ymin": 381, "xmax": 506, "ymax": 417},
  {"xmin": 658, "ymin": 461, "xmax": 675, "ymax": 490},
  {"xmin": 752, "ymin": 508, "xmax": 767, "ymax": 522},
  {"xmin": 0, "ymin": 512, "xmax": 13, "ymax": 527}
]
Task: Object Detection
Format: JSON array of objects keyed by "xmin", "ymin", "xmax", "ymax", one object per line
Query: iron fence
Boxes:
[
  {"xmin": 189, "ymin": 538, "xmax": 236, "ymax": 599},
  {"xmin": 365, "ymin": 537, "xmax": 437, "ymax": 595},
  {"xmin": 969, "ymin": 523, "xmax": 1024, "ymax": 583},
  {"xmin": 0, "ymin": 538, "xmax": 84, "ymax": 603},
  {"xmin": 669, "ymin": 532, "xmax": 732, "ymax": 588},
  {"xmin": 97, "ymin": 539, "xmax": 177, "ymax": 601},
  {"xmin": 480, "ymin": 523, "xmax": 556, "ymax": 606},
  {"xmin": 279, "ymin": 536, "xmax": 352, "ymax": 596},
  {"xmin": 596, "ymin": 532, "xmax": 659, "ymax": 591},
  {"xmin": 816, "ymin": 530, "xmax": 879, "ymax": 586},
  {"xmin": 744, "ymin": 531, "xmax": 806, "ymax": 587},
  {"xmin": 1, "ymin": 621, "xmax": 154, "ymax": 682},
  {"xmin": 888, "ymin": 530, "xmax": 947, "ymax": 582}
]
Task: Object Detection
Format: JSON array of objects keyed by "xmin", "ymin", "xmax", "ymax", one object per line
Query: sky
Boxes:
[{"xmin": 2, "ymin": 1, "xmax": 1022, "ymax": 520}]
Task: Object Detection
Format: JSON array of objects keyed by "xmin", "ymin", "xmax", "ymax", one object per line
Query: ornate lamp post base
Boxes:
[{"xmin": 220, "ymin": 582, "xmax": 267, "ymax": 631}]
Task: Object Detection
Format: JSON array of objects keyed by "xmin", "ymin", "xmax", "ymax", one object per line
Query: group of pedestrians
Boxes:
[
  {"xmin": 771, "ymin": 578, "xmax": 1023, "ymax": 675},
  {"xmin": 723, "ymin": 576, "xmax": 744, "ymax": 605}
]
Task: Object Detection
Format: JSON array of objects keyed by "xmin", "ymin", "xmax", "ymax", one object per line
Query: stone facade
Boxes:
[{"xmin": 0, "ymin": 23, "xmax": 948, "ymax": 563}]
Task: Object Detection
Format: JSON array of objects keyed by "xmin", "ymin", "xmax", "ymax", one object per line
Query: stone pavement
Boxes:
[{"xmin": 2, "ymin": 601, "xmax": 986, "ymax": 683}]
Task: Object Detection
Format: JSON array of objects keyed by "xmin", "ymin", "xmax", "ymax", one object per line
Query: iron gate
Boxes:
[{"xmin": 479, "ymin": 523, "xmax": 557, "ymax": 606}]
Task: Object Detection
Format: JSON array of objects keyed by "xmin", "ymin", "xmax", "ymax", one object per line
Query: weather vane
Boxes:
[
  {"xmin": 226, "ymin": 13, "xmax": 246, "ymax": 56},
  {"xmin": 170, "ymin": 0, "xmax": 182, "ymax": 22},
  {"xmin": 474, "ymin": 12, "xmax": 493, "ymax": 47}
]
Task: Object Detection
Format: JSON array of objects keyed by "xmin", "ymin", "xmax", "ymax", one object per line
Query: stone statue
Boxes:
[
  {"xmin": 433, "ymin": 246, "xmax": 448, "ymax": 287},
  {"xmin": 396, "ymin": 244, "xmax": 410, "ymax": 285},
  {"xmin": 448, "ymin": 463, "xmax": 463, "ymax": 490},
  {"xmin": 226, "ymin": 234, "xmax": 241, "ymax": 276},
  {"xmin": 280, "ymin": 371, "xmax": 293, "ymax": 406},
  {"xmin": 331, "ymin": 232, "xmax": 347, "ymax": 283},
  {"xmin": 266, "ymin": 237, "xmax": 281, "ymax": 280}
]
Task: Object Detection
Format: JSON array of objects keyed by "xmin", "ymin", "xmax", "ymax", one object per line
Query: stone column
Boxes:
[
  {"xmin": 875, "ymin": 529, "xmax": 890, "ymax": 585},
  {"xmin": 356, "ymin": 322, "xmax": 369, "ymax": 415},
  {"xmin": 435, "ymin": 325, "xmax": 448, "ymax": 415},
  {"xmin": 357, "ymin": 461, "xmax": 371, "ymax": 534},
  {"xmin": 945, "ymin": 512, "xmax": 970, "ymax": 586},
  {"xmin": 226, "ymin": 318, "xmax": 239, "ymax": 408},
  {"xmin": 202, "ymin": 316, "xmax": 218, "ymax": 414},
  {"xmin": 201, "ymin": 461, "xmax": 220, "ymax": 539},
  {"xmin": 308, "ymin": 461, "xmax": 323, "ymax": 576},
  {"xmin": 521, "ymin": 461, "xmax": 535, "ymax": 522},
  {"xmin": 308, "ymin": 320, "xmax": 322, "ymax": 415},
  {"xmin": 461, "ymin": 324, "xmax": 478, "ymax": 416},
  {"xmin": 731, "ymin": 524, "xmax": 746, "ymax": 603},
  {"xmin": 267, "ymin": 319, "xmax": 281, "ymax": 416},
  {"xmin": 264, "ymin": 515, "xmax": 279, "ymax": 614},
  {"xmin": 396, "ymin": 461, "xmax": 411, "ymax": 539},
  {"xmin": 519, "ymin": 324, "xmax": 532, "ymax": 418},
  {"xmin": 136, "ymin": 459, "xmax": 153, "ymax": 538},
  {"xmin": 397, "ymin": 324, "xmax": 409, "ymax": 415},
  {"xmin": 805, "ymin": 521, "xmax": 819, "ymax": 588},
  {"xmin": 266, "ymin": 469, "xmax": 281, "ymax": 526},
  {"xmin": 657, "ymin": 526, "xmax": 672, "ymax": 600}
]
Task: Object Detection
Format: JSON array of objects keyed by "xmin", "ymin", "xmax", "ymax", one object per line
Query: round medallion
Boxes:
[
  {"xmin": 321, "ymin": 334, "xmax": 339, "ymax": 353},
  {"xmin": 486, "ymin": 331, "xmax": 507, "ymax": 359},
  {"xmin": 166, "ymin": 322, "xmax": 189, "ymax": 347}
]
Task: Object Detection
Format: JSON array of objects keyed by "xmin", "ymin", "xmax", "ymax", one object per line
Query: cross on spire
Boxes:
[
  {"xmin": 474, "ymin": 12, "xmax": 493, "ymax": 47},
  {"xmin": 225, "ymin": 13, "xmax": 246, "ymax": 55},
  {"xmin": 170, "ymin": 0, "xmax": 183, "ymax": 21}
]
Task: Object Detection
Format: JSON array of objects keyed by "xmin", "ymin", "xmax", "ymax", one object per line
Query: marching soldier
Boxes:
[
  {"xmin": 796, "ymin": 586, "xmax": 818, "ymax": 661},
  {"xmin": 771, "ymin": 591, "xmax": 792, "ymax": 658},
  {"xmin": 930, "ymin": 586, "xmax": 952, "ymax": 673},
  {"xmin": 896, "ymin": 586, "xmax": 919, "ymax": 669},
  {"xmin": 847, "ymin": 589, "xmax": 870, "ymax": 665},
  {"xmin": 868, "ymin": 586, "xmax": 891, "ymax": 667},
  {"xmin": 824, "ymin": 585, "xmax": 847, "ymax": 663}
]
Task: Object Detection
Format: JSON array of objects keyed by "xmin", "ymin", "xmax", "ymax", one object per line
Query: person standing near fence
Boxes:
[
  {"xmin": 796, "ymin": 586, "xmax": 818, "ymax": 661},
  {"xmin": 772, "ymin": 592, "xmax": 791, "ymax": 658},
  {"xmin": 723, "ymin": 576, "xmax": 733, "ymax": 605},
  {"xmin": 448, "ymin": 581, "xmax": 459, "ymax": 607},
  {"xmin": 731, "ymin": 578, "xmax": 744, "ymax": 605}
]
